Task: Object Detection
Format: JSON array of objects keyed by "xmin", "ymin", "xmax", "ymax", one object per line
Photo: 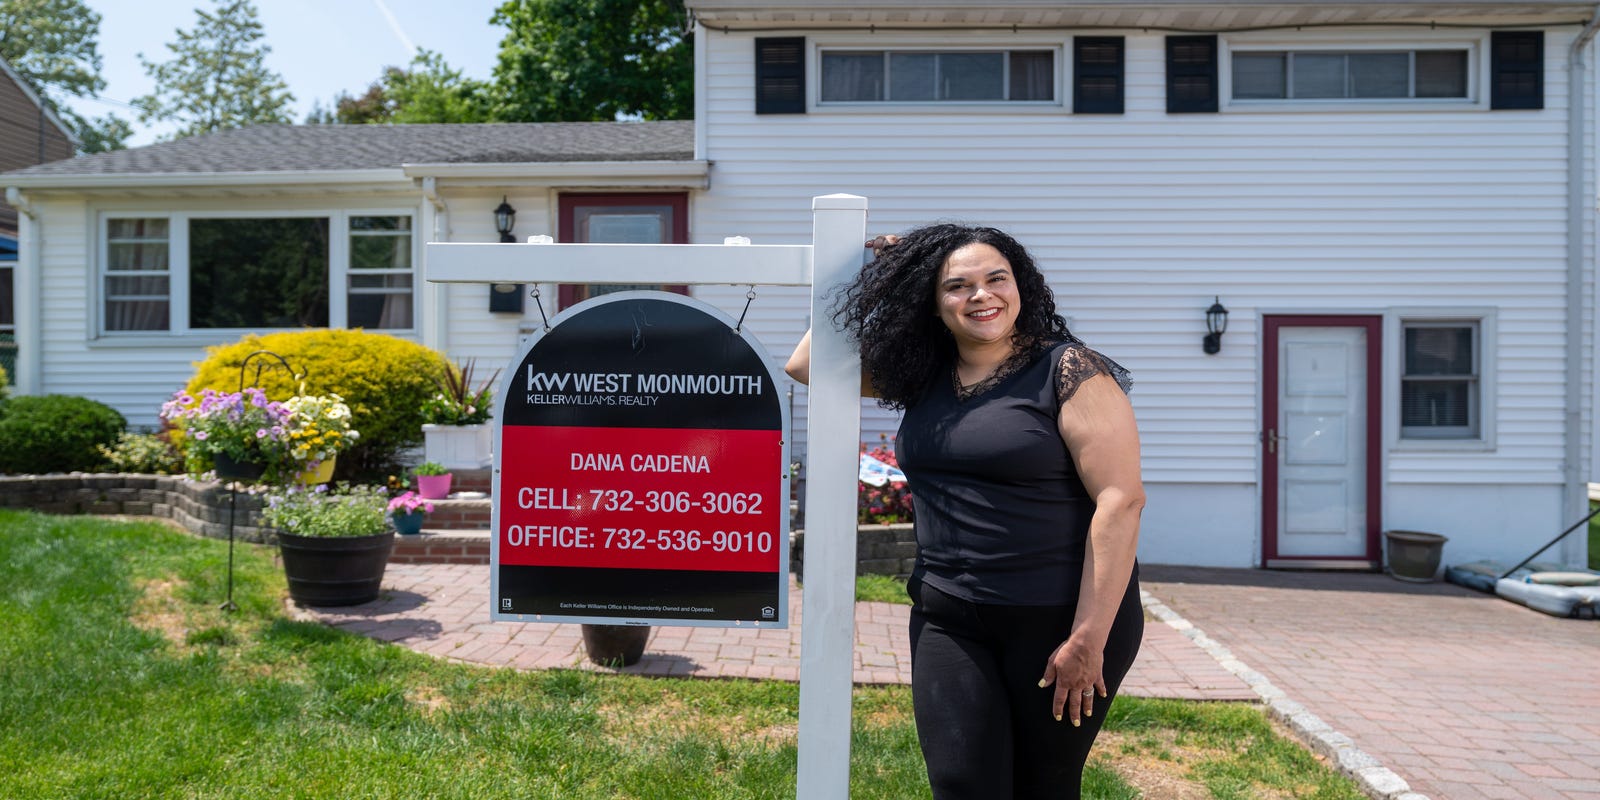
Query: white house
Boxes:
[{"xmin": 4, "ymin": 1, "xmax": 1596, "ymax": 571}]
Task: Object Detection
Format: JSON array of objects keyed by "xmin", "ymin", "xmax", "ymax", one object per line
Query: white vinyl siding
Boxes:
[{"xmin": 701, "ymin": 28, "xmax": 1586, "ymax": 495}]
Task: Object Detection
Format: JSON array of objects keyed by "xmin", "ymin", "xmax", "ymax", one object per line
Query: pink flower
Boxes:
[
  {"xmin": 194, "ymin": 431, "xmax": 208, "ymax": 441},
  {"xmin": 256, "ymin": 429, "xmax": 268, "ymax": 438}
]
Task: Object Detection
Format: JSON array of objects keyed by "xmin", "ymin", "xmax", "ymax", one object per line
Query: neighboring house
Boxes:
[
  {"xmin": 0, "ymin": 55, "xmax": 77, "ymax": 380},
  {"xmin": 3, "ymin": 1, "xmax": 1596, "ymax": 571}
]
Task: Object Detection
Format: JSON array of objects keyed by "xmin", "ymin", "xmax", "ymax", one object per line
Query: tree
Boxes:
[
  {"xmin": 0, "ymin": 0, "xmax": 131, "ymax": 153},
  {"xmin": 0, "ymin": 0, "xmax": 102, "ymax": 100},
  {"xmin": 489, "ymin": 0, "xmax": 691, "ymax": 122},
  {"xmin": 312, "ymin": 50, "xmax": 490, "ymax": 126},
  {"xmin": 134, "ymin": 0, "xmax": 294, "ymax": 140}
]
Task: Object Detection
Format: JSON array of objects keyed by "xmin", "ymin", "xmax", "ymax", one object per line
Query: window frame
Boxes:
[
  {"xmin": 93, "ymin": 206, "xmax": 422, "ymax": 341},
  {"xmin": 810, "ymin": 36, "xmax": 1067, "ymax": 113},
  {"xmin": 1384, "ymin": 309, "xmax": 1497, "ymax": 451},
  {"xmin": 1221, "ymin": 31, "xmax": 1489, "ymax": 112}
]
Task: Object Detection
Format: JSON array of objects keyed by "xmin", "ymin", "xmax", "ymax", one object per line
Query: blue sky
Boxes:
[{"xmin": 64, "ymin": 0, "xmax": 506, "ymax": 146}]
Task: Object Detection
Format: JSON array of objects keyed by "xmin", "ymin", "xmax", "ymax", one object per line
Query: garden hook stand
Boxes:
[{"xmin": 219, "ymin": 350, "xmax": 307, "ymax": 612}]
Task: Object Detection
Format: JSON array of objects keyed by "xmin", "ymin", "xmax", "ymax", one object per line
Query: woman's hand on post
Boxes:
[{"xmin": 1038, "ymin": 638, "xmax": 1107, "ymax": 726}]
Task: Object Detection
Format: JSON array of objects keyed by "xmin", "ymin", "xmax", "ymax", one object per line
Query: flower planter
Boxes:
[
  {"xmin": 581, "ymin": 623, "xmax": 650, "ymax": 667},
  {"xmin": 1385, "ymin": 530, "xmax": 1448, "ymax": 583},
  {"xmin": 213, "ymin": 452, "xmax": 266, "ymax": 482},
  {"xmin": 296, "ymin": 456, "xmax": 337, "ymax": 486},
  {"xmin": 422, "ymin": 423, "xmax": 493, "ymax": 470},
  {"xmin": 416, "ymin": 473, "xmax": 453, "ymax": 500},
  {"xmin": 277, "ymin": 530, "xmax": 395, "ymax": 607},
  {"xmin": 392, "ymin": 510, "xmax": 425, "ymax": 535}
]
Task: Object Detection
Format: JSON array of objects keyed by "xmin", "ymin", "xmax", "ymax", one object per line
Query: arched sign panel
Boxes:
[{"xmin": 491, "ymin": 292, "xmax": 790, "ymax": 628}]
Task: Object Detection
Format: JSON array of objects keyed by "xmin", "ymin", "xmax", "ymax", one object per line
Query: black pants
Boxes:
[{"xmin": 908, "ymin": 567, "xmax": 1143, "ymax": 800}]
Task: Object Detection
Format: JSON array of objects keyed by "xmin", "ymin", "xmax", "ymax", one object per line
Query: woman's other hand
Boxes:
[{"xmin": 1039, "ymin": 639, "xmax": 1107, "ymax": 726}]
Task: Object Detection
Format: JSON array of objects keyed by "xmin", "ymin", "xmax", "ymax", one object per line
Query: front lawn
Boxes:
[{"xmin": 0, "ymin": 511, "xmax": 1362, "ymax": 799}]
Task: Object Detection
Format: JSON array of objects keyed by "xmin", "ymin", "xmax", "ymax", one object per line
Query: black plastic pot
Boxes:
[
  {"xmin": 581, "ymin": 623, "xmax": 650, "ymax": 667},
  {"xmin": 214, "ymin": 452, "xmax": 266, "ymax": 482},
  {"xmin": 277, "ymin": 530, "xmax": 394, "ymax": 606}
]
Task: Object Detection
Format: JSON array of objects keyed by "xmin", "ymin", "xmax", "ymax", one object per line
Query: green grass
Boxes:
[
  {"xmin": 1590, "ymin": 502, "xmax": 1599, "ymax": 571},
  {"xmin": 855, "ymin": 573, "xmax": 911, "ymax": 604},
  {"xmin": 0, "ymin": 510, "xmax": 1362, "ymax": 799}
]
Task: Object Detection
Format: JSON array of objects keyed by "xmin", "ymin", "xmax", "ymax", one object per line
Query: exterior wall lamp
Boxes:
[
  {"xmin": 1203, "ymin": 296, "xmax": 1228, "ymax": 354},
  {"xmin": 490, "ymin": 196, "xmax": 524, "ymax": 313}
]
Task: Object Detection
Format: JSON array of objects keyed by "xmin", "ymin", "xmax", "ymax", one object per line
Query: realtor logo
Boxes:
[
  {"xmin": 761, "ymin": 606, "xmax": 776, "ymax": 619},
  {"xmin": 501, "ymin": 598, "xmax": 513, "ymax": 610}
]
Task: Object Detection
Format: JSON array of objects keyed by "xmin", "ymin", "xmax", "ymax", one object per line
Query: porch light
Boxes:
[
  {"xmin": 490, "ymin": 196, "xmax": 524, "ymax": 313},
  {"xmin": 493, "ymin": 196, "xmax": 517, "ymax": 243},
  {"xmin": 1203, "ymin": 297, "xmax": 1228, "ymax": 355}
]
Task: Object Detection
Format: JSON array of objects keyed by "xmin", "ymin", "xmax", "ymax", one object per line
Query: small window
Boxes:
[
  {"xmin": 1401, "ymin": 322, "xmax": 1479, "ymax": 439},
  {"xmin": 105, "ymin": 218, "xmax": 171, "ymax": 331},
  {"xmin": 348, "ymin": 215, "xmax": 415, "ymax": 330},
  {"xmin": 1233, "ymin": 49, "xmax": 1470, "ymax": 101},
  {"xmin": 819, "ymin": 49, "xmax": 1055, "ymax": 103}
]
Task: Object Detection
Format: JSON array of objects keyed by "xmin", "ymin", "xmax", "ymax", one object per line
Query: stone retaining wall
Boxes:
[
  {"xmin": 791, "ymin": 523, "xmax": 916, "ymax": 579},
  {"xmin": 0, "ymin": 473, "xmax": 272, "ymax": 543}
]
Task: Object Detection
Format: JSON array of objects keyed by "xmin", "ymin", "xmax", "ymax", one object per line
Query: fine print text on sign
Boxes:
[{"xmin": 491, "ymin": 292, "xmax": 790, "ymax": 628}]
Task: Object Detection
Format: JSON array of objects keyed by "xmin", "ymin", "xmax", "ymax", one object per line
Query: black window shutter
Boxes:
[
  {"xmin": 1167, "ymin": 35, "xmax": 1218, "ymax": 113},
  {"xmin": 756, "ymin": 37, "xmax": 806, "ymax": 114},
  {"xmin": 1074, "ymin": 37, "xmax": 1125, "ymax": 114},
  {"xmin": 1491, "ymin": 31, "xmax": 1543, "ymax": 110}
]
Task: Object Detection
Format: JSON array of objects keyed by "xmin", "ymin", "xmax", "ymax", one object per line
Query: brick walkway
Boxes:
[
  {"xmin": 1144, "ymin": 566, "xmax": 1600, "ymax": 800},
  {"xmin": 295, "ymin": 563, "xmax": 1255, "ymax": 700}
]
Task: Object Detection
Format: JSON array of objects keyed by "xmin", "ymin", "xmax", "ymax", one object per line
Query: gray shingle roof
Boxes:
[{"xmin": 2, "ymin": 121, "xmax": 695, "ymax": 178}]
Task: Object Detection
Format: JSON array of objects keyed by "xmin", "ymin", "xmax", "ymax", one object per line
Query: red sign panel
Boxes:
[{"xmin": 490, "ymin": 292, "xmax": 790, "ymax": 627}]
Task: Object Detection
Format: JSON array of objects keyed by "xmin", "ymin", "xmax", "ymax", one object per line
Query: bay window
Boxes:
[{"xmin": 99, "ymin": 211, "xmax": 416, "ymax": 336}]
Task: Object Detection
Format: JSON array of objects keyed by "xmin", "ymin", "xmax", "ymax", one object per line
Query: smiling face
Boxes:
[{"xmin": 935, "ymin": 242, "xmax": 1022, "ymax": 352}]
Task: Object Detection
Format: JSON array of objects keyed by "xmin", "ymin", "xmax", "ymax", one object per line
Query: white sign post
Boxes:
[{"xmin": 425, "ymin": 194, "xmax": 868, "ymax": 800}]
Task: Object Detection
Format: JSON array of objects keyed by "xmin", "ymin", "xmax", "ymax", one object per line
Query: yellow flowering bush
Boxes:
[{"xmin": 282, "ymin": 393, "xmax": 360, "ymax": 465}]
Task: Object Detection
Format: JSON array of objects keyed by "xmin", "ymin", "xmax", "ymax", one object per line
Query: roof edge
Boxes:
[
  {"xmin": 2, "ymin": 168, "xmax": 413, "ymax": 190},
  {"xmin": 402, "ymin": 160, "xmax": 710, "ymax": 179}
]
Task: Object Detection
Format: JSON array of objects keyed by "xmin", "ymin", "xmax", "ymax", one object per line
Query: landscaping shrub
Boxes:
[
  {"xmin": 0, "ymin": 395, "xmax": 125, "ymax": 474},
  {"xmin": 0, "ymin": 362, "xmax": 9, "ymax": 400},
  {"xmin": 183, "ymin": 330, "xmax": 451, "ymax": 481},
  {"xmin": 97, "ymin": 432, "xmax": 183, "ymax": 475}
]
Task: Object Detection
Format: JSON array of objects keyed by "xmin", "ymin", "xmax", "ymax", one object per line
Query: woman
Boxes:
[{"xmin": 786, "ymin": 224, "xmax": 1144, "ymax": 799}]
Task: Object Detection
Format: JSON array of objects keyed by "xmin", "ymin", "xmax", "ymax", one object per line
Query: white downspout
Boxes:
[
  {"xmin": 5, "ymin": 187, "xmax": 40, "ymax": 396},
  {"xmin": 1565, "ymin": 10, "xmax": 1600, "ymax": 564},
  {"xmin": 420, "ymin": 177, "xmax": 449, "ymax": 352}
]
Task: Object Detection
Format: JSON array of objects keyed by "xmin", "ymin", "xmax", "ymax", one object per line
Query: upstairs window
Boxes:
[
  {"xmin": 1233, "ymin": 49, "xmax": 1470, "ymax": 101},
  {"xmin": 820, "ymin": 49, "xmax": 1055, "ymax": 103}
]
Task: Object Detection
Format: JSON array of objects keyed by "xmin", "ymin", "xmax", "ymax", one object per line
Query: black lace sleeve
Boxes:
[{"xmin": 1054, "ymin": 342, "xmax": 1133, "ymax": 406}]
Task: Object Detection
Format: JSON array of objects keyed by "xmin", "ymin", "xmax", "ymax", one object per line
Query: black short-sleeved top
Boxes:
[{"xmin": 896, "ymin": 341, "xmax": 1118, "ymax": 606}]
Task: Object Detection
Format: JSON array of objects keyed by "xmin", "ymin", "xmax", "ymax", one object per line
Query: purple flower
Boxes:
[
  {"xmin": 256, "ymin": 429, "xmax": 268, "ymax": 438},
  {"xmin": 194, "ymin": 431, "xmax": 208, "ymax": 441}
]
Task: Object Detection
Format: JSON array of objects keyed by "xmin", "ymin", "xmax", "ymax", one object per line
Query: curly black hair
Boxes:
[{"xmin": 830, "ymin": 223, "xmax": 1072, "ymax": 409}]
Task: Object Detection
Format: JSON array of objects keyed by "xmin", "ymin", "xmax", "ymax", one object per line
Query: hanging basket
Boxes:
[
  {"xmin": 213, "ymin": 452, "xmax": 266, "ymax": 482},
  {"xmin": 296, "ymin": 456, "xmax": 337, "ymax": 486}
]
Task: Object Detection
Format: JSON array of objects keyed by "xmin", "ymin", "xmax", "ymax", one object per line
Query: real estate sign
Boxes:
[{"xmin": 490, "ymin": 291, "xmax": 790, "ymax": 628}]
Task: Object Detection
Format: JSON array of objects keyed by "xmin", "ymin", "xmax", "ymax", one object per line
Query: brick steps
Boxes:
[{"xmin": 390, "ymin": 529, "xmax": 490, "ymax": 564}]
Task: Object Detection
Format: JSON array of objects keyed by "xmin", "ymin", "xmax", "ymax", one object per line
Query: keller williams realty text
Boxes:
[{"xmin": 525, "ymin": 370, "xmax": 766, "ymax": 396}]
